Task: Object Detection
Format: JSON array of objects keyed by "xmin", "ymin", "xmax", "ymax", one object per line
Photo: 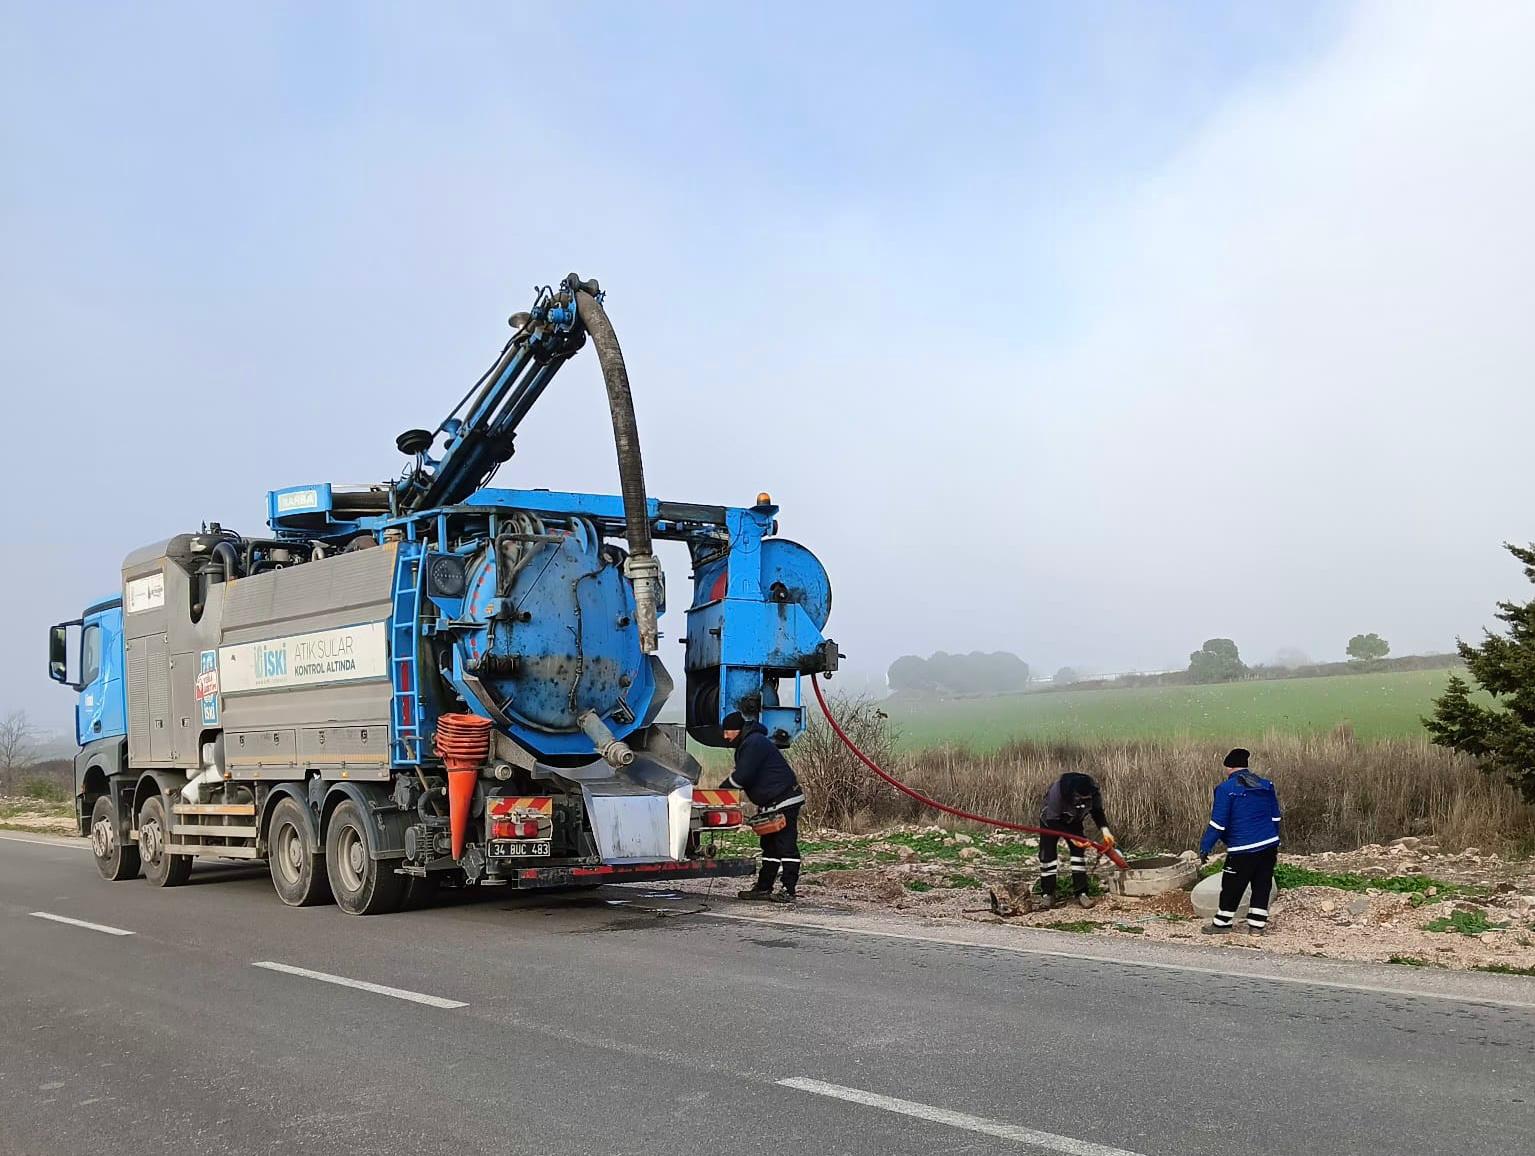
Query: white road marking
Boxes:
[
  {"xmin": 252, "ymin": 961, "xmax": 467, "ymax": 1009},
  {"xmin": 0, "ymin": 833, "xmax": 88, "ymax": 850},
  {"xmin": 704, "ymin": 911, "xmax": 1535, "ymax": 1011},
  {"xmin": 29, "ymin": 912, "xmax": 134, "ymax": 937},
  {"xmin": 780, "ymin": 1077, "xmax": 1147, "ymax": 1156}
]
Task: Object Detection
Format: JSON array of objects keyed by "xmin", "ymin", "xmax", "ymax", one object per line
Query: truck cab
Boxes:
[{"xmin": 49, "ymin": 597, "xmax": 128, "ymax": 834}]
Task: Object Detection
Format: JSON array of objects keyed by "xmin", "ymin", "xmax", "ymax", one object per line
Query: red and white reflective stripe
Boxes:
[
  {"xmin": 487, "ymin": 796, "xmax": 555, "ymax": 817},
  {"xmin": 692, "ymin": 788, "xmax": 742, "ymax": 807}
]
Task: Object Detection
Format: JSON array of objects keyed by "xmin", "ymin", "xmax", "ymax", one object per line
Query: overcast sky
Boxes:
[{"xmin": 4, "ymin": 2, "xmax": 1532, "ymax": 728}]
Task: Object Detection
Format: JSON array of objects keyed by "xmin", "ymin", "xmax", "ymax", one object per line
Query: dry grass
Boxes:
[{"xmin": 795, "ymin": 698, "xmax": 1535, "ymax": 855}]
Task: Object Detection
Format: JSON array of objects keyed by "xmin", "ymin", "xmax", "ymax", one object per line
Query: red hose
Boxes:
[{"xmin": 809, "ymin": 675, "xmax": 1129, "ymax": 870}]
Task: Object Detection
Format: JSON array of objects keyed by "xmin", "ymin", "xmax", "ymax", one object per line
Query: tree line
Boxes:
[
  {"xmin": 887, "ymin": 651, "xmax": 1031, "ymax": 695},
  {"xmin": 889, "ymin": 632, "xmax": 1401, "ymax": 695}
]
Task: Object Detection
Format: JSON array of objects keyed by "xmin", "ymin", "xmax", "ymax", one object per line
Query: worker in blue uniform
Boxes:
[
  {"xmin": 721, "ymin": 711, "xmax": 806, "ymax": 903},
  {"xmin": 1038, "ymin": 772, "xmax": 1116, "ymax": 909},
  {"xmin": 1199, "ymin": 748, "xmax": 1282, "ymax": 935}
]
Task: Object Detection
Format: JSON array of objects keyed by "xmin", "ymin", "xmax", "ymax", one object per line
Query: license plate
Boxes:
[{"xmin": 490, "ymin": 839, "xmax": 551, "ymax": 858}]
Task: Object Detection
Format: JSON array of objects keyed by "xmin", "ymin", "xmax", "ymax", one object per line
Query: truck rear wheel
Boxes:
[
  {"xmin": 268, "ymin": 797, "xmax": 333, "ymax": 908},
  {"xmin": 90, "ymin": 794, "xmax": 140, "ymax": 881},
  {"xmin": 139, "ymin": 795, "xmax": 192, "ymax": 887},
  {"xmin": 325, "ymin": 799, "xmax": 405, "ymax": 915}
]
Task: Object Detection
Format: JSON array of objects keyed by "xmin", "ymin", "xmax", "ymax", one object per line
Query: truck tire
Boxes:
[
  {"xmin": 268, "ymin": 797, "xmax": 333, "ymax": 908},
  {"xmin": 139, "ymin": 795, "xmax": 192, "ymax": 887},
  {"xmin": 325, "ymin": 799, "xmax": 406, "ymax": 915},
  {"xmin": 89, "ymin": 793, "xmax": 140, "ymax": 881}
]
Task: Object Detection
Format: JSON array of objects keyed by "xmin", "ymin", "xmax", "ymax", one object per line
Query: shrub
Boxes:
[
  {"xmin": 793, "ymin": 693, "xmax": 905, "ymax": 828},
  {"xmin": 21, "ymin": 778, "xmax": 68, "ymax": 803}
]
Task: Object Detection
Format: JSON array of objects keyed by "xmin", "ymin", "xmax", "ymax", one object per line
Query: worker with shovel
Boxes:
[
  {"xmin": 1199, "ymin": 748, "xmax": 1282, "ymax": 936},
  {"xmin": 1038, "ymin": 772, "xmax": 1116, "ymax": 909},
  {"xmin": 721, "ymin": 710, "xmax": 805, "ymax": 904}
]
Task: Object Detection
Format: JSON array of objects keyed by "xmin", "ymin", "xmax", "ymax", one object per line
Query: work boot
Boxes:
[
  {"xmin": 1247, "ymin": 925, "xmax": 1267, "ymax": 937},
  {"xmin": 1201, "ymin": 922, "xmax": 1231, "ymax": 935},
  {"xmin": 770, "ymin": 890, "xmax": 796, "ymax": 904},
  {"xmin": 1074, "ymin": 893, "xmax": 1094, "ymax": 910},
  {"xmin": 737, "ymin": 888, "xmax": 774, "ymax": 901}
]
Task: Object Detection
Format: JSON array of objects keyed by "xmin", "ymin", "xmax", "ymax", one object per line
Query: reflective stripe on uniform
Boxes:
[
  {"xmin": 1226, "ymin": 835, "xmax": 1279, "ymax": 853},
  {"xmin": 757, "ymin": 793, "xmax": 805, "ymax": 814}
]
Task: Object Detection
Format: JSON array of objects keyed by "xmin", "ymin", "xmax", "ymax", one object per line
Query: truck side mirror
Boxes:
[{"xmin": 49, "ymin": 621, "xmax": 81, "ymax": 686}]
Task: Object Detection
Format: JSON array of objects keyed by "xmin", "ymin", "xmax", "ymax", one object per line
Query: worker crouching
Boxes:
[
  {"xmin": 1038, "ymin": 772, "xmax": 1115, "ymax": 909},
  {"xmin": 721, "ymin": 711, "xmax": 805, "ymax": 904}
]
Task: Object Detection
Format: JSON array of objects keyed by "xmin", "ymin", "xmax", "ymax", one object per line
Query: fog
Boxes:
[{"xmin": 3, "ymin": 3, "xmax": 1531, "ymax": 733}]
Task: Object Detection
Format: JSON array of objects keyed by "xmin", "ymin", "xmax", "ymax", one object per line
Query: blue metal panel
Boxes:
[
  {"xmin": 465, "ymin": 488, "xmax": 652, "ymax": 522},
  {"xmin": 77, "ymin": 605, "xmax": 126, "ymax": 746},
  {"xmin": 267, "ymin": 483, "xmax": 333, "ymax": 524}
]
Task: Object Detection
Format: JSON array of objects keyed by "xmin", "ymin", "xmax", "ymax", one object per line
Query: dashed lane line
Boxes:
[
  {"xmin": 29, "ymin": 911, "xmax": 134, "ymax": 936},
  {"xmin": 780, "ymin": 1077, "xmax": 1148, "ymax": 1156},
  {"xmin": 252, "ymin": 961, "xmax": 468, "ymax": 1009}
]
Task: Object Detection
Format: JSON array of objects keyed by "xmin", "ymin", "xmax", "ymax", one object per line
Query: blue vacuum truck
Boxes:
[{"xmin": 47, "ymin": 275, "xmax": 838, "ymax": 913}]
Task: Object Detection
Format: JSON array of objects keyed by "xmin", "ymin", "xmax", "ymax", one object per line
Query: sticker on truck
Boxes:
[
  {"xmin": 275, "ymin": 487, "xmax": 322, "ymax": 513},
  {"xmin": 219, "ymin": 622, "xmax": 388, "ymax": 693},
  {"xmin": 125, "ymin": 571, "xmax": 165, "ymax": 614},
  {"xmin": 195, "ymin": 650, "xmax": 220, "ymax": 725}
]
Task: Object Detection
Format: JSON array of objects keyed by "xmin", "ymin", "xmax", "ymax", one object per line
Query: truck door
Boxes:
[{"xmin": 77, "ymin": 608, "xmax": 127, "ymax": 747}]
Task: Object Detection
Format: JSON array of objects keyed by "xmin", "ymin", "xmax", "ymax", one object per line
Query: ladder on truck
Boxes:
[
  {"xmin": 165, "ymin": 802, "xmax": 261, "ymax": 858},
  {"xmin": 390, "ymin": 549, "xmax": 423, "ymax": 765}
]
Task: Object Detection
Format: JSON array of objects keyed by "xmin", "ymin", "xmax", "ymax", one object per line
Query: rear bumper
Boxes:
[{"xmin": 500, "ymin": 856, "xmax": 756, "ymax": 889}]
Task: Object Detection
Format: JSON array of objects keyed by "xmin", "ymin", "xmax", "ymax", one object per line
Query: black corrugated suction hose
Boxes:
[
  {"xmin": 569, "ymin": 276, "xmax": 660, "ymax": 652},
  {"xmin": 570, "ymin": 279, "xmax": 652, "ymax": 559}
]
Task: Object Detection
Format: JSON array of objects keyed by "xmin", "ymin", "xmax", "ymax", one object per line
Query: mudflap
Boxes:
[{"xmin": 498, "ymin": 856, "xmax": 757, "ymax": 889}]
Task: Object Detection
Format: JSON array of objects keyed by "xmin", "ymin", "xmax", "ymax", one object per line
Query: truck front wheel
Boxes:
[
  {"xmin": 139, "ymin": 795, "xmax": 192, "ymax": 887},
  {"xmin": 325, "ymin": 799, "xmax": 405, "ymax": 915},
  {"xmin": 268, "ymin": 797, "xmax": 333, "ymax": 908},
  {"xmin": 90, "ymin": 794, "xmax": 140, "ymax": 881}
]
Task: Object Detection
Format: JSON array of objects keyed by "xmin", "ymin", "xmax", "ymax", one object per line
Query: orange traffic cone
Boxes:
[
  {"xmin": 447, "ymin": 768, "xmax": 477, "ymax": 860},
  {"xmin": 434, "ymin": 713, "xmax": 494, "ymax": 861}
]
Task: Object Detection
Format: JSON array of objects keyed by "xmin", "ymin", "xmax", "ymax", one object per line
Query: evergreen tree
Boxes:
[
  {"xmin": 1426, "ymin": 542, "xmax": 1535, "ymax": 802},
  {"xmin": 1188, "ymin": 638, "xmax": 1246, "ymax": 683},
  {"xmin": 1346, "ymin": 632, "xmax": 1390, "ymax": 662}
]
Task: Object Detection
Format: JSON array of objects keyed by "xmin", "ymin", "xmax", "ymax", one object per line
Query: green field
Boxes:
[{"xmin": 884, "ymin": 669, "xmax": 1465, "ymax": 749}]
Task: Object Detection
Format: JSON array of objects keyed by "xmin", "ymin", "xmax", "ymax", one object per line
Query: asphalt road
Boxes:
[{"xmin": 2, "ymin": 832, "xmax": 1531, "ymax": 1156}]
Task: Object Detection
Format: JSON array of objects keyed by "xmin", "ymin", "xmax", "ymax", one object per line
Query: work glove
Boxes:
[{"xmin": 1100, "ymin": 830, "xmax": 1116, "ymax": 851}]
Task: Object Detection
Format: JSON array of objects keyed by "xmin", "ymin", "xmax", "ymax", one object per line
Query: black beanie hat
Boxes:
[
  {"xmin": 1223, "ymin": 748, "xmax": 1250, "ymax": 769},
  {"xmin": 721, "ymin": 711, "xmax": 747, "ymax": 731}
]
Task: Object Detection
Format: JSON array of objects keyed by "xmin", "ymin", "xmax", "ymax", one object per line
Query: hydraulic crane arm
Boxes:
[
  {"xmin": 393, "ymin": 278, "xmax": 591, "ymax": 514},
  {"xmin": 391, "ymin": 275, "xmax": 663, "ymax": 653}
]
